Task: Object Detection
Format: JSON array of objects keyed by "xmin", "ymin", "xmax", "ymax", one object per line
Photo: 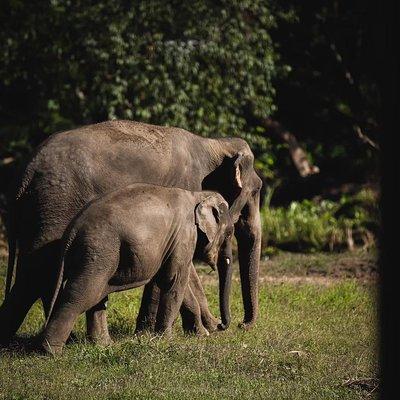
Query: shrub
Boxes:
[{"xmin": 261, "ymin": 189, "xmax": 379, "ymax": 253}]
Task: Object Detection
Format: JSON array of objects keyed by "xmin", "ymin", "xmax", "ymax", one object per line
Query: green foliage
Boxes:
[
  {"xmin": 0, "ymin": 1, "xmax": 380, "ymax": 187},
  {"xmin": 0, "ymin": 0, "xmax": 279, "ymax": 164},
  {"xmin": 261, "ymin": 189, "xmax": 379, "ymax": 252}
]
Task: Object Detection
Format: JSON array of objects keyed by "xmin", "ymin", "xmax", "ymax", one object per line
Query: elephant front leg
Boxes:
[
  {"xmin": 180, "ymin": 280, "xmax": 209, "ymax": 336},
  {"xmin": 186, "ymin": 264, "xmax": 220, "ymax": 332},
  {"xmin": 155, "ymin": 263, "xmax": 191, "ymax": 336},
  {"xmin": 0, "ymin": 280, "xmax": 39, "ymax": 346},
  {"xmin": 86, "ymin": 296, "xmax": 113, "ymax": 346},
  {"xmin": 136, "ymin": 266, "xmax": 218, "ymax": 335}
]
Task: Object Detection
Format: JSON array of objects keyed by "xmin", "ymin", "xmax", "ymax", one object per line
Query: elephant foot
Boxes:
[
  {"xmin": 202, "ymin": 315, "xmax": 220, "ymax": 333},
  {"xmin": 134, "ymin": 328, "xmax": 150, "ymax": 338},
  {"xmin": 154, "ymin": 325, "xmax": 173, "ymax": 339},
  {"xmin": 134, "ymin": 319, "xmax": 156, "ymax": 336},
  {"xmin": 88, "ymin": 332, "xmax": 113, "ymax": 347},
  {"xmin": 194, "ymin": 325, "xmax": 210, "ymax": 337},
  {"xmin": 182, "ymin": 321, "xmax": 210, "ymax": 337},
  {"xmin": 238, "ymin": 320, "xmax": 256, "ymax": 331},
  {"xmin": 39, "ymin": 338, "xmax": 64, "ymax": 355}
]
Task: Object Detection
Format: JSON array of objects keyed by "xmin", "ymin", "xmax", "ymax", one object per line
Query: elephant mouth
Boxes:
[
  {"xmin": 204, "ymin": 250, "xmax": 218, "ymax": 269},
  {"xmin": 204, "ymin": 236, "xmax": 231, "ymax": 269},
  {"xmin": 208, "ymin": 255, "xmax": 231, "ymax": 270},
  {"xmin": 206, "ymin": 254, "xmax": 217, "ymax": 269}
]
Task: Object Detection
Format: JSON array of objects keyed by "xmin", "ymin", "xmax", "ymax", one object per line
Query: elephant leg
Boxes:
[
  {"xmin": 0, "ymin": 249, "xmax": 48, "ymax": 345},
  {"xmin": 185, "ymin": 264, "xmax": 220, "ymax": 332},
  {"xmin": 40, "ymin": 266, "xmax": 112, "ymax": 346},
  {"xmin": 155, "ymin": 263, "xmax": 191, "ymax": 336},
  {"xmin": 0, "ymin": 279, "xmax": 39, "ymax": 345},
  {"xmin": 41, "ymin": 272, "xmax": 110, "ymax": 354},
  {"xmin": 137, "ymin": 265, "xmax": 219, "ymax": 334},
  {"xmin": 180, "ymin": 281, "xmax": 209, "ymax": 336},
  {"xmin": 134, "ymin": 280, "xmax": 160, "ymax": 335},
  {"xmin": 86, "ymin": 296, "xmax": 112, "ymax": 346}
]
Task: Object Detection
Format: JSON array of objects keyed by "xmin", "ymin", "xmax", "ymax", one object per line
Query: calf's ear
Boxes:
[{"xmin": 195, "ymin": 196, "xmax": 228, "ymax": 243}]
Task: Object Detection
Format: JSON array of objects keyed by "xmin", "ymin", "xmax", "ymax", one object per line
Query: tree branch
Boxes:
[
  {"xmin": 354, "ymin": 125, "xmax": 380, "ymax": 150},
  {"xmin": 325, "ymin": 35, "xmax": 380, "ymax": 152},
  {"xmin": 258, "ymin": 118, "xmax": 320, "ymax": 177}
]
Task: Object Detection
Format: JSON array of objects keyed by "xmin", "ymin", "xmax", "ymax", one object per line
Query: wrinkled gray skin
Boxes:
[
  {"xmin": 0, "ymin": 120, "xmax": 262, "ymax": 345},
  {"xmin": 41, "ymin": 184, "xmax": 233, "ymax": 354}
]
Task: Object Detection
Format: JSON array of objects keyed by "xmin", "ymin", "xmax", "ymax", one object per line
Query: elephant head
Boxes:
[
  {"xmin": 194, "ymin": 193, "xmax": 234, "ymax": 329},
  {"xmin": 202, "ymin": 138, "xmax": 263, "ymax": 329}
]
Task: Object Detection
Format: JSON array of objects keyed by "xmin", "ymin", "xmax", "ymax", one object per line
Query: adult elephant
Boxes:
[{"xmin": 0, "ymin": 120, "xmax": 262, "ymax": 344}]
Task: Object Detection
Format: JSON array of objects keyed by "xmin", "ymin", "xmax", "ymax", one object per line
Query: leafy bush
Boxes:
[
  {"xmin": 0, "ymin": 0, "xmax": 279, "ymax": 168},
  {"xmin": 261, "ymin": 189, "xmax": 379, "ymax": 252}
]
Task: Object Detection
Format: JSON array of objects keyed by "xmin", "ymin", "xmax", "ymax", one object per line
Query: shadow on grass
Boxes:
[
  {"xmin": 0, "ymin": 331, "xmax": 84, "ymax": 356},
  {"xmin": 0, "ymin": 335, "xmax": 39, "ymax": 355}
]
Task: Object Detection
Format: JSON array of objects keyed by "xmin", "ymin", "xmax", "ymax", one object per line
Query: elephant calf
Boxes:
[{"xmin": 40, "ymin": 183, "xmax": 233, "ymax": 353}]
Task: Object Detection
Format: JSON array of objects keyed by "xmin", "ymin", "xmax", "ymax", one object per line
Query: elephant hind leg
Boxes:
[
  {"xmin": 135, "ymin": 280, "xmax": 160, "ymax": 335},
  {"xmin": 0, "ymin": 280, "xmax": 39, "ymax": 345},
  {"xmin": 86, "ymin": 296, "xmax": 113, "ymax": 346},
  {"xmin": 41, "ymin": 269, "xmax": 113, "ymax": 354}
]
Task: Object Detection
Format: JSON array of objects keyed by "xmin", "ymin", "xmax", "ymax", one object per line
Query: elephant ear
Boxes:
[
  {"xmin": 195, "ymin": 196, "xmax": 228, "ymax": 243},
  {"xmin": 234, "ymin": 153, "xmax": 244, "ymax": 189}
]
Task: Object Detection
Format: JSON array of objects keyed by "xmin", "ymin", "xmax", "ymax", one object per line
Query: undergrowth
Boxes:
[{"xmin": 261, "ymin": 188, "xmax": 379, "ymax": 253}]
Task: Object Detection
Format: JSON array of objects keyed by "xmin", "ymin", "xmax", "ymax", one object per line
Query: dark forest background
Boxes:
[{"xmin": 0, "ymin": 0, "xmax": 380, "ymax": 252}]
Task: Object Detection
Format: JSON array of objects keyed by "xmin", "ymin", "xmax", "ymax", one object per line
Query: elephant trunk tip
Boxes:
[{"xmin": 217, "ymin": 321, "xmax": 230, "ymax": 331}]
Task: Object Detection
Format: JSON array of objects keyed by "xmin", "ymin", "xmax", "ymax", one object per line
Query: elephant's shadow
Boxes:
[
  {"xmin": 0, "ymin": 335, "xmax": 41, "ymax": 355},
  {"xmin": 0, "ymin": 332, "xmax": 81, "ymax": 355},
  {"xmin": 0, "ymin": 320, "xmax": 141, "ymax": 355}
]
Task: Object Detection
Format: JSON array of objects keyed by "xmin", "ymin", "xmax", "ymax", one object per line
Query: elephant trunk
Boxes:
[
  {"xmin": 217, "ymin": 239, "xmax": 233, "ymax": 330},
  {"xmin": 235, "ymin": 193, "xmax": 261, "ymax": 329}
]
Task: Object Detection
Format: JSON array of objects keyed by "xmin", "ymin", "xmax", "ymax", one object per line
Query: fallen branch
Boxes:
[
  {"xmin": 354, "ymin": 125, "xmax": 380, "ymax": 151},
  {"xmin": 258, "ymin": 118, "xmax": 320, "ymax": 177}
]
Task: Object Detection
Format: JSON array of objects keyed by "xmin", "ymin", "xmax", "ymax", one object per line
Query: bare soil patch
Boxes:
[{"xmin": 198, "ymin": 249, "xmax": 377, "ymax": 286}]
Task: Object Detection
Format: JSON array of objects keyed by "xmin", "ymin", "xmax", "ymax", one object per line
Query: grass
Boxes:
[{"xmin": 0, "ymin": 252, "xmax": 378, "ymax": 400}]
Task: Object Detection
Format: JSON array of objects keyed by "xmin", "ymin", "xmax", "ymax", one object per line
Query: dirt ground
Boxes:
[
  {"xmin": 262, "ymin": 249, "xmax": 377, "ymax": 280},
  {"xmin": 197, "ymin": 248, "xmax": 378, "ymax": 287}
]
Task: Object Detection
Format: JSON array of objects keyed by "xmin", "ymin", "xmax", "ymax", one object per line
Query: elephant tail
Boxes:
[
  {"xmin": 4, "ymin": 224, "xmax": 16, "ymax": 299},
  {"xmin": 45, "ymin": 227, "xmax": 78, "ymax": 326},
  {"xmin": 4, "ymin": 200, "xmax": 17, "ymax": 300}
]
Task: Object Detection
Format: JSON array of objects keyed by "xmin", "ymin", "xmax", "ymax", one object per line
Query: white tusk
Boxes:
[{"xmin": 225, "ymin": 258, "xmax": 230, "ymax": 265}]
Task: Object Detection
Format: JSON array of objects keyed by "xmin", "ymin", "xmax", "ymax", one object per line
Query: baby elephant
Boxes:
[{"xmin": 40, "ymin": 183, "xmax": 233, "ymax": 353}]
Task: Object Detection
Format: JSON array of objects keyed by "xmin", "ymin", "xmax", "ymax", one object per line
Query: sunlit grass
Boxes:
[{"xmin": 0, "ymin": 256, "xmax": 377, "ymax": 400}]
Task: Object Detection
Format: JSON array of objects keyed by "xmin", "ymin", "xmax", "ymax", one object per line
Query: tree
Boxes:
[
  {"xmin": 0, "ymin": 1, "xmax": 279, "ymax": 165},
  {"xmin": 0, "ymin": 1, "xmax": 379, "ymax": 205},
  {"xmin": 270, "ymin": 0, "xmax": 380, "ymax": 187}
]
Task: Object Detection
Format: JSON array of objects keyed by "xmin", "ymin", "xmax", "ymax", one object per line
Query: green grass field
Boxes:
[{"xmin": 0, "ymin": 251, "xmax": 378, "ymax": 400}]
